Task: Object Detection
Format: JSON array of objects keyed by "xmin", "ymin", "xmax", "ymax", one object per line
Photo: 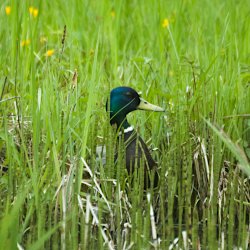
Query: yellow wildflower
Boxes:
[
  {"xmin": 29, "ymin": 6, "xmax": 38, "ymax": 17},
  {"xmin": 5, "ymin": 6, "xmax": 11, "ymax": 15},
  {"xmin": 29, "ymin": 7, "xmax": 34, "ymax": 14},
  {"xmin": 33, "ymin": 8, "xmax": 38, "ymax": 17},
  {"xmin": 162, "ymin": 18, "xmax": 169, "ymax": 28},
  {"xmin": 111, "ymin": 10, "xmax": 115, "ymax": 18},
  {"xmin": 45, "ymin": 49, "xmax": 54, "ymax": 57},
  {"xmin": 21, "ymin": 39, "xmax": 31, "ymax": 47}
]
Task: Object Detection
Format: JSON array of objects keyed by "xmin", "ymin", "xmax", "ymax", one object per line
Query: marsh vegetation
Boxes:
[{"xmin": 0, "ymin": 0, "xmax": 250, "ymax": 249}]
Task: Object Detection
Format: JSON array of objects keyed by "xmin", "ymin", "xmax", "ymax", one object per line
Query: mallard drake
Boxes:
[{"xmin": 107, "ymin": 86, "xmax": 164, "ymax": 188}]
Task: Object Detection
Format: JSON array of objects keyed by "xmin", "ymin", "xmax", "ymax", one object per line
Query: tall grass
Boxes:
[{"xmin": 0, "ymin": 0, "xmax": 249, "ymax": 249}]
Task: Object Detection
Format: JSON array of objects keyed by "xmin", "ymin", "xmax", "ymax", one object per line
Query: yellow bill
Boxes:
[{"xmin": 137, "ymin": 98, "xmax": 164, "ymax": 112}]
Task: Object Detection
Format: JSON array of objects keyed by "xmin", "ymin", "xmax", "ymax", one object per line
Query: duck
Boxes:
[{"xmin": 107, "ymin": 86, "xmax": 164, "ymax": 188}]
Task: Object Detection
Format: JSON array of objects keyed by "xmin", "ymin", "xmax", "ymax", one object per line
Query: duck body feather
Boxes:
[{"xmin": 108, "ymin": 86, "xmax": 163, "ymax": 188}]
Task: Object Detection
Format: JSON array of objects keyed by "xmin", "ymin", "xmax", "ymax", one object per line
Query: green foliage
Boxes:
[{"xmin": 0, "ymin": 0, "xmax": 249, "ymax": 249}]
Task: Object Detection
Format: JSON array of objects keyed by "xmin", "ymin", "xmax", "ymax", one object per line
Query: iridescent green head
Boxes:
[{"xmin": 107, "ymin": 86, "xmax": 164, "ymax": 129}]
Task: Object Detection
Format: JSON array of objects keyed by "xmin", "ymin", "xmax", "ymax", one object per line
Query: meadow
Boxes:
[{"xmin": 0, "ymin": 0, "xmax": 250, "ymax": 249}]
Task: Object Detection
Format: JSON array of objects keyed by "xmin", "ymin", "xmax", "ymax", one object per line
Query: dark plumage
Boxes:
[
  {"xmin": 122, "ymin": 130, "xmax": 156, "ymax": 173},
  {"xmin": 107, "ymin": 86, "xmax": 164, "ymax": 188}
]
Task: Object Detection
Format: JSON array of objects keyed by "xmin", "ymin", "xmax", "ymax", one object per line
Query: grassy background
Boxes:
[{"xmin": 0, "ymin": 0, "xmax": 250, "ymax": 249}]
